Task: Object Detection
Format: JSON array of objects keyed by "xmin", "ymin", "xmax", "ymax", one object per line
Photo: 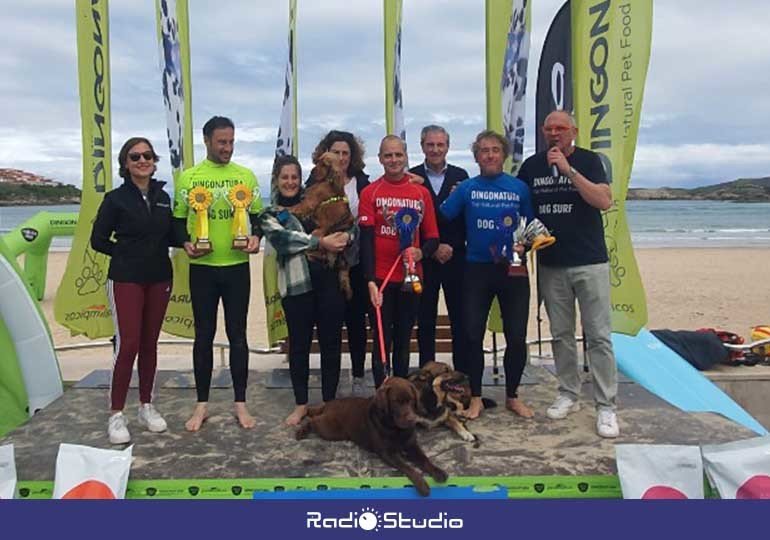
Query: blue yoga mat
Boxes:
[
  {"xmin": 612, "ymin": 328, "xmax": 768, "ymax": 436},
  {"xmin": 253, "ymin": 486, "xmax": 508, "ymax": 499}
]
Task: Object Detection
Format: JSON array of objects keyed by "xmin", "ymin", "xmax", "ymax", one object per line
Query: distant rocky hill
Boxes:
[
  {"xmin": 0, "ymin": 168, "xmax": 81, "ymax": 206},
  {"xmin": 628, "ymin": 177, "xmax": 770, "ymax": 202}
]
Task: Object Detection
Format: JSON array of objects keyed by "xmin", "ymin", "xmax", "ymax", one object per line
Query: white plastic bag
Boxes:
[
  {"xmin": 52, "ymin": 443, "xmax": 133, "ymax": 499},
  {"xmin": 616, "ymin": 444, "xmax": 704, "ymax": 499},
  {"xmin": 0, "ymin": 444, "xmax": 16, "ymax": 499},
  {"xmin": 702, "ymin": 436, "xmax": 770, "ymax": 499}
]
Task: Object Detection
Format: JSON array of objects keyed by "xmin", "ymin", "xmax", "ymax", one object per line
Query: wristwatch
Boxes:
[{"xmin": 567, "ymin": 166, "xmax": 578, "ymax": 179}]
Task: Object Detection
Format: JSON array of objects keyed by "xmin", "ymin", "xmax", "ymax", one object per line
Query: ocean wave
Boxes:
[
  {"xmin": 632, "ymin": 233, "xmax": 770, "ymax": 248},
  {"xmin": 635, "ymin": 227, "xmax": 770, "ymax": 234}
]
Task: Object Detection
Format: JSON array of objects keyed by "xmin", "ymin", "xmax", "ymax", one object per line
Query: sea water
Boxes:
[{"xmin": 2, "ymin": 200, "xmax": 770, "ymax": 249}]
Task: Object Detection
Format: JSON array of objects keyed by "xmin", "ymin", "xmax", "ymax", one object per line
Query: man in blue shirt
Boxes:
[{"xmin": 441, "ymin": 130, "xmax": 534, "ymax": 420}]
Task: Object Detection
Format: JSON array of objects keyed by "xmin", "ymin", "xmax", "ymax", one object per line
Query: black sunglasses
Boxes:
[{"xmin": 128, "ymin": 151, "xmax": 155, "ymax": 162}]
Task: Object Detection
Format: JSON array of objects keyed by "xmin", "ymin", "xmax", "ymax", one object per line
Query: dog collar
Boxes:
[{"xmin": 318, "ymin": 195, "xmax": 349, "ymax": 208}]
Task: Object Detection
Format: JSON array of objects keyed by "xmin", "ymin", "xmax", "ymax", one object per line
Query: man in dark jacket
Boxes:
[{"xmin": 409, "ymin": 125, "xmax": 469, "ymax": 371}]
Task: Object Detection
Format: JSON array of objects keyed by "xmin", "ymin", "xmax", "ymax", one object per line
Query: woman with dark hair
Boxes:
[
  {"xmin": 90, "ymin": 137, "xmax": 182, "ymax": 444},
  {"xmin": 310, "ymin": 131, "xmax": 371, "ymax": 396},
  {"xmin": 257, "ymin": 154, "xmax": 355, "ymax": 425}
]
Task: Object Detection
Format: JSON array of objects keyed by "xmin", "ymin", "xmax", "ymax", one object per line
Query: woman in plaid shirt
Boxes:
[{"xmin": 257, "ymin": 155, "xmax": 356, "ymax": 425}]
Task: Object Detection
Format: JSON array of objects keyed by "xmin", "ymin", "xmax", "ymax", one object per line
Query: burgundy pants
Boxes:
[{"xmin": 107, "ymin": 280, "xmax": 171, "ymax": 410}]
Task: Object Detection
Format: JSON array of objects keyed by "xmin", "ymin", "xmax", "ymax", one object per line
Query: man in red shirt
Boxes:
[{"xmin": 359, "ymin": 135, "xmax": 439, "ymax": 387}]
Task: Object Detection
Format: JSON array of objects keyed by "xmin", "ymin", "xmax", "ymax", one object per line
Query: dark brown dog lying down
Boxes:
[{"xmin": 295, "ymin": 377, "xmax": 448, "ymax": 496}]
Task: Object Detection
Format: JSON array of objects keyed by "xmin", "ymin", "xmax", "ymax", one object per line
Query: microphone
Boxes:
[{"xmin": 549, "ymin": 142, "xmax": 560, "ymax": 179}]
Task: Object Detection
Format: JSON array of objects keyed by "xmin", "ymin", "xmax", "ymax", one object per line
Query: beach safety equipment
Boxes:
[{"xmin": 750, "ymin": 325, "xmax": 770, "ymax": 356}]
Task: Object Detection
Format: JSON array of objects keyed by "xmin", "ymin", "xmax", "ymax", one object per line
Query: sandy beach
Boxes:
[{"xmin": 38, "ymin": 248, "xmax": 770, "ymax": 380}]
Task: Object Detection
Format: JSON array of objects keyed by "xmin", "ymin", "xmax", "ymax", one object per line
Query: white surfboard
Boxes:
[{"xmin": 0, "ymin": 254, "xmax": 63, "ymax": 415}]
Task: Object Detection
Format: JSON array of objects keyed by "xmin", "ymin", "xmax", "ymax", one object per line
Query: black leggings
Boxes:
[
  {"xmin": 281, "ymin": 262, "xmax": 345, "ymax": 404},
  {"xmin": 369, "ymin": 282, "xmax": 419, "ymax": 387},
  {"xmin": 190, "ymin": 262, "xmax": 250, "ymax": 402},
  {"xmin": 417, "ymin": 254, "xmax": 466, "ymax": 371},
  {"xmin": 464, "ymin": 262, "xmax": 530, "ymax": 398},
  {"xmin": 345, "ymin": 263, "xmax": 370, "ymax": 378}
]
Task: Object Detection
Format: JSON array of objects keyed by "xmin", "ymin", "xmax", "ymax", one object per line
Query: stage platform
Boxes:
[{"xmin": 1, "ymin": 366, "xmax": 754, "ymax": 498}]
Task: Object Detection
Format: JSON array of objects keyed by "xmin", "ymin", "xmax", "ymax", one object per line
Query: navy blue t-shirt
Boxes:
[
  {"xmin": 440, "ymin": 173, "xmax": 534, "ymax": 263},
  {"xmin": 517, "ymin": 146, "xmax": 610, "ymax": 267}
]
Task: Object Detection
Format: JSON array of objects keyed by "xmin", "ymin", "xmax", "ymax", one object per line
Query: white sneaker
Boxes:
[
  {"xmin": 137, "ymin": 403, "xmax": 168, "ymax": 433},
  {"xmin": 351, "ymin": 376, "xmax": 367, "ymax": 397},
  {"xmin": 108, "ymin": 412, "xmax": 131, "ymax": 444},
  {"xmin": 546, "ymin": 395, "xmax": 580, "ymax": 419},
  {"xmin": 596, "ymin": 408, "xmax": 620, "ymax": 438}
]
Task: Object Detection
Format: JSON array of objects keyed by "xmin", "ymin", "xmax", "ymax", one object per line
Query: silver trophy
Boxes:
[
  {"xmin": 519, "ymin": 218, "xmax": 556, "ymax": 252},
  {"xmin": 508, "ymin": 217, "xmax": 528, "ymax": 276}
]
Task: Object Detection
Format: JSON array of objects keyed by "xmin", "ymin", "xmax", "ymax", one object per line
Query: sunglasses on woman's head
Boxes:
[{"xmin": 128, "ymin": 151, "xmax": 155, "ymax": 162}]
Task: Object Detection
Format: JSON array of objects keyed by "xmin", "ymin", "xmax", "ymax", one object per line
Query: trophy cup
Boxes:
[
  {"xmin": 188, "ymin": 186, "xmax": 213, "ymax": 253},
  {"xmin": 228, "ymin": 183, "xmax": 253, "ymax": 250},
  {"xmin": 508, "ymin": 216, "xmax": 529, "ymax": 276},
  {"xmin": 392, "ymin": 206, "xmax": 423, "ymax": 294},
  {"xmin": 492, "ymin": 214, "xmax": 556, "ymax": 275},
  {"xmin": 520, "ymin": 218, "xmax": 556, "ymax": 253},
  {"xmin": 402, "ymin": 250, "xmax": 423, "ymax": 294}
]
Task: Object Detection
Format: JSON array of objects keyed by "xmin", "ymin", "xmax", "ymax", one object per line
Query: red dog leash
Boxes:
[{"xmin": 375, "ymin": 253, "xmax": 403, "ymax": 378}]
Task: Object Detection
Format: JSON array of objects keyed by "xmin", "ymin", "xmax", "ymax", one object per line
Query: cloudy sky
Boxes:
[{"xmin": 2, "ymin": 0, "xmax": 768, "ymax": 193}]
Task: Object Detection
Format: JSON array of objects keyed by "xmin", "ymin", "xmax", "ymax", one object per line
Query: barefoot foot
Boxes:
[
  {"xmin": 284, "ymin": 405, "xmax": 307, "ymax": 426},
  {"xmin": 506, "ymin": 397, "xmax": 534, "ymax": 418},
  {"xmin": 461, "ymin": 397, "xmax": 484, "ymax": 420},
  {"xmin": 234, "ymin": 402, "xmax": 256, "ymax": 429},
  {"xmin": 185, "ymin": 403, "xmax": 209, "ymax": 432}
]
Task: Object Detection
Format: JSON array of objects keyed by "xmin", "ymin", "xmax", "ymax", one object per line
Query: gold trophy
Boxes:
[
  {"xmin": 228, "ymin": 184, "xmax": 253, "ymax": 250},
  {"xmin": 188, "ymin": 186, "xmax": 213, "ymax": 253}
]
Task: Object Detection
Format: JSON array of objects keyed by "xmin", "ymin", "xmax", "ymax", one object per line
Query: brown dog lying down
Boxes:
[
  {"xmin": 295, "ymin": 377, "xmax": 448, "ymax": 496},
  {"xmin": 407, "ymin": 361, "xmax": 497, "ymax": 444},
  {"xmin": 288, "ymin": 151, "xmax": 355, "ymax": 299}
]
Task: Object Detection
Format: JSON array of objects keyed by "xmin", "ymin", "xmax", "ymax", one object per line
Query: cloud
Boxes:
[
  {"xmin": 632, "ymin": 143, "xmax": 770, "ymax": 188},
  {"xmin": 1, "ymin": 0, "xmax": 768, "ymax": 192},
  {"xmin": 234, "ymin": 126, "xmax": 275, "ymax": 144}
]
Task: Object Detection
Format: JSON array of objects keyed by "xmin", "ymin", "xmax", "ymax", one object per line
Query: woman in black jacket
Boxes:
[
  {"xmin": 91, "ymin": 137, "xmax": 181, "ymax": 445},
  {"xmin": 310, "ymin": 131, "xmax": 370, "ymax": 396}
]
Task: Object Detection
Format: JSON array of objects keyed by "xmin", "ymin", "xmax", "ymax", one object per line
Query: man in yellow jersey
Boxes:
[{"xmin": 173, "ymin": 116, "xmax": 262, "ymax": 432}]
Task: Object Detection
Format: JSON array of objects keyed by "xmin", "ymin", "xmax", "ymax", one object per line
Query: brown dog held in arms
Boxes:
[
  {"xmin": 407, "ymin": 361, "xmax": 480, "ymax": 443},
  {"xmin": 288, "ymin": 151, "xmax": 355, "ymax": 299},
  {"xmin": 295, "ymin": 377, "xmax": 448, "ymax": 496}
]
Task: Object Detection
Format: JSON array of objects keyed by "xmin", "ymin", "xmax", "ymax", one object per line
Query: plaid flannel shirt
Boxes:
[
  {"xmin": 257, "ymin": 207, "xmax": 317, "ymax": 298},
  {"xmin": 256, "ymin": 207, "xmax": 358, "ymax": 298}
]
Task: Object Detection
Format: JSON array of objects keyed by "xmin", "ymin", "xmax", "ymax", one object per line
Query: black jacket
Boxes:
[
  {"xmin": 408, "ymin": 163, "xmax": 469, "ymax": 252},
  {"xmin": 352, "ymin": 171, "xmax": 371, "ymax": 195},
  {"xmin": 91, "ymin": 178, "xmax": 182, "ymax": 283}
]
